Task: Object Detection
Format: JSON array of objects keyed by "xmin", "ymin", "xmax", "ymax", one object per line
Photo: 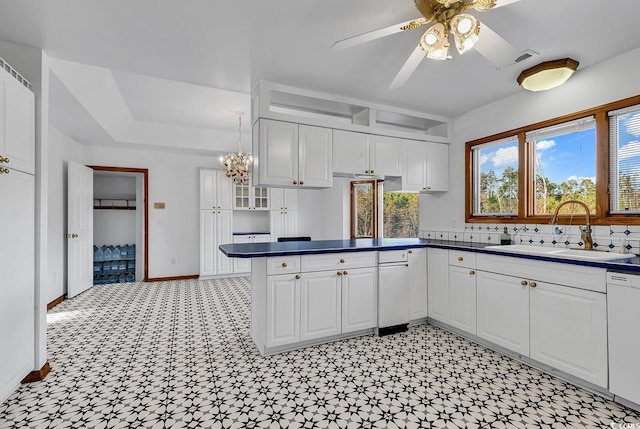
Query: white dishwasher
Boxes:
[
  {"xmin": 378, "ymin": 250, "xmax": 409, "ymax": 336},
  {"xmin": 607, "ymin": 271, "xmax": 640, "ymax": 407}
]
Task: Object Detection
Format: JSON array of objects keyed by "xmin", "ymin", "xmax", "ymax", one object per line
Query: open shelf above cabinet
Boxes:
[
  {"xmin": 94, "ymin": 199, "xmax": 137, "ymax": 210},
  {"xmin": 252, "ymin": 81, "xmax": 451, "ymax": 143}
]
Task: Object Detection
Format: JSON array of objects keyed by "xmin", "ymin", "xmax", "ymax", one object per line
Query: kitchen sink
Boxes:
[{"xmin": 485, "ymin": 244, "xmax": 634, "ymax": 261}]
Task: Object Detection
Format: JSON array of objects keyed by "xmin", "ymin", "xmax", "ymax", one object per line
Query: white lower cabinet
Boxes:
[
  {"xmin": 476, "ymin": 271, "xmax": 530, "ymax": 356},
  {"xmin": 408, "ymin": 248, "xmax": 427, "ymax": 321},
  {"xmin": 529, "ymin": 281, "xmax": 607, "ymax": 388},
  {"xmin": 427, "ymin": 248, "xmax": 449, "ymax": 322},
  {"xmin": 199, "ymin": 210, "xmax": 233, "ymax": 277},
  {"xmin": 266, "ymin": 274, "xmax": 300, "ymax": 348},
  {"xmin": 341, "ymin": 267, "xmax": 377, "ymax": 333},
  {"xmin": 233, "ymin": 234, "xmax": 270, "ymax": 274},
  {"xmin": 448, "ymin": 265, "xmax": 477, "ymax": 335},
  {"xmin": 476, "ymin": 268, "xmax": 608, "ymax": 388},
  {"xmin": 300, "ymin": 271, "xmax": 341, "ymax": 341}
]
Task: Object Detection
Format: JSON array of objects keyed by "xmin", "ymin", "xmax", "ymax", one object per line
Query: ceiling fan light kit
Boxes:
[{"xmin": 517, "ymin": 58, "xmax": 579, "ymax": 92}]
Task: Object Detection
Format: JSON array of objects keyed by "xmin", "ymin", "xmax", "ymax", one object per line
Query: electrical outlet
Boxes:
[{"xmin": 451, "ymin": 219, "xmax": 456, "ymax": 228}]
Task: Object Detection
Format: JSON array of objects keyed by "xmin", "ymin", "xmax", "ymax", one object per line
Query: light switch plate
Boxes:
[{"xmin": 154, "ymin": 202, "xmax": 165, "ymax": 209}]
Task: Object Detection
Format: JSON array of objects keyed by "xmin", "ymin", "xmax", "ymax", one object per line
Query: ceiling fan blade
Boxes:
[
  {"xmin": 493, "ymin": 0, "xmax": 522, "ymax": 8},
  {"xmin": 389, "ymin": 44, "xmax": 425, "ymax": 89},
  {"xmin": 474, "ymin": 23, "xmax": 520, "ymax": 69},
  {"xmin": 332, "ymin": 18, "xmax": 426, "ymax": 51}
]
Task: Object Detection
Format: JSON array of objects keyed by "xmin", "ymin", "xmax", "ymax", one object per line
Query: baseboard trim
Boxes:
[
  {"xmin": 47, "ymin": 295, "xmax": 65, "ymax": 310},
  {"xmin": 146, "ymin": 274, "xmax": 199, "ymax": 282},
  {"xmin": 21, "ymin": 362, "xmax": 51, "ymax": 383}
]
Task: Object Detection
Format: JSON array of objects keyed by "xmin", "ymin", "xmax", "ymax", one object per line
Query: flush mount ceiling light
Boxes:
[
  {"xmin": 219, "ymin": 112, "xmax": 252, "ymax": 184},
  {"xmin": 517, "ymin": 58, "xmax": 579, "ymax": 92},
  {"xmin": 332, "ymin": 0, "xmax": 525, "ymax": 88}
]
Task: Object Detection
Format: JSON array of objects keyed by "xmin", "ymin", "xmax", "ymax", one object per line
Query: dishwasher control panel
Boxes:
[{"xmin": 378, "ymin": 250, "xmax": 408, "ymax": 264}]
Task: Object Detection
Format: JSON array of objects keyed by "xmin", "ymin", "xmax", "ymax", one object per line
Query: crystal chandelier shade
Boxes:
[{"xmin": 220, "ymin": 112, "xmax": 253, "ymax": 184}]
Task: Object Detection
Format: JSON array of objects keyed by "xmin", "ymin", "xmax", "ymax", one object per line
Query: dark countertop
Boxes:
[{"xmin": 219, "ymin": 238, "xmax": 640, "ymax": 274}]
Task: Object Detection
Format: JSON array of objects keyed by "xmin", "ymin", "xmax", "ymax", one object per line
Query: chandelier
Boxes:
[
  {"xmin": 220, "ymin": 112, "xmax": 252, "ymax": 184},
  {"xmin": 413, "ymin": 0, "xmax": 487, "ymax": 61}
]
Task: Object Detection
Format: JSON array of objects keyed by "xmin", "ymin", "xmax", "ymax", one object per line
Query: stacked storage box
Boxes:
[{"xmin": 93, "ymin": 244, "xmax": 136, "ymax": 284}]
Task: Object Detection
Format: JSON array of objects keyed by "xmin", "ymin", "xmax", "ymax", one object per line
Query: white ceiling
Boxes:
[{"xmin": 1, "ymin": 0, "xmax": 640, "ymax": 153}]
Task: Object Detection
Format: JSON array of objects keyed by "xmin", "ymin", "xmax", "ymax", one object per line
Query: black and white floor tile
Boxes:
[{"xmin": 1, "ymin": 278, "xmax": 638, "ymax": 428}]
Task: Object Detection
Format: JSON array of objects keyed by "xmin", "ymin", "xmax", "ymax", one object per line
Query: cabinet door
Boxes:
[
  {"xmin": 425, "ymin": 142, "xmax": 449, "ymax": 192},
  {"xmin": 369, "ymin": 135, "xmax": 401, "ymax": 176},
  {"xmin": 252, "ymin": 186, "xmax": 270, "ymax": 210},
  {"xmin": 476, "ymin": 271, "xmax": 529, "ymax": 355},
  {"xmin": 270, "ymin": 211, "xmax": 283, "ymax": 241},
  {"xmin": 299, "ymin": 125, "xmax": 333, "ymax": 188},
  {"xmin": 300, "ymin": 271, "xmax": 341, "ymax": 341},
  {"xmin": 199, "ymin": 211, "xmax": 217, "ymax": 276},
  {"xmin": 283, "ymin": 189, "xmax": 298, "ymax": 211},
  {"xmin": 530, "ymin": 282, "xmax": 607, "ymax": 388},
  {"xmin": 266, "ymin": 274, "xmax": 300, "ymax": 347},
  {"xmin": 342, "ymin": 267, "xmax": 377, "ymax": 333},
  {"xmin": 427, "ymin": 248, "xmax": 449, "ymax": 323},
  {"xmin": 233, "ymin": 236, "xmax": 252, "ymax": 273},
  {"xmin": 408, "ymin": 248, "xmax": 428, "ymax": 321},
  {"xmin": 199, "ymin": 169, "xmax": 217, "ymax": 210},
  {"xmin": 0, "ymin": 168, "xmax": 34, "ymax": 397},
  {"xmin": 216, "ymin": 171, "xmax": 234, "ymax": 209},
  {"xmin": 333, "ymin": 129, "xmax": 369, "ymax": 174},
  {"xmin": 216, "ymin": 210, "xmax": 234, "ymax": 275},
  {"xmin": 233, "ymin": 182, "xmax": 251, "ymax": 209},
  {"xmin": 402, "ymin": 139, "xmax": 427, "ymax": 192},
  {"xmin": 449, "ymin": 265, "xmax": 477, "ymax": 335},
  {"xmin": 283, "ymin": 210, "xmax": 298, "ymax": 238},
  {"xmin": 258, "ymin": 119, "xmax": 299, "ymax": 187},
  {"xmin": 0, "ymin": 69, "xmax": 35, "ymax": 175}
]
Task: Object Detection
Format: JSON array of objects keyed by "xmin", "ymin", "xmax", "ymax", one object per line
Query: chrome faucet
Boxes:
[{"xmin": 549, "ymin": 199, "xmax": 594, "ymax": 250}]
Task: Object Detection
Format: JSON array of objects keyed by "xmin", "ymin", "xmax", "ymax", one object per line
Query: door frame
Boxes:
[{"xmin": 89, "ymin": 166, "xmax": 149, "ymax": 281}]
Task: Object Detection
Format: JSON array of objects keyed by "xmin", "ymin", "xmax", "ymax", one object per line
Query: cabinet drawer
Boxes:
[
  {"xmin": 449, "ymin": 250, "xmax": 476, "ymax": 268},
  {"xmin": 301, "ymin": 251, "xmax": 377, "ymax": 272},
  {"xmin": 267, "ymin": 256, "xmax": 301, "ymax": 275}
]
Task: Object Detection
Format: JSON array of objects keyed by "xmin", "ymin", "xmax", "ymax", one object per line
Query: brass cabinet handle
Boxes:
[
  {"xmin": 300, "ymin": 180, "xmax": 304, "ymax": 185},
  {"xmin": 521, "ymin": 280, "xmax": 528, "ymax": 286},
  {"xmin": 423, "ymin": 187, "xmax": 427, "ymax": 191},
  {"xmin": 371, "ymin": 170, "xmax": 375, "ymax": 174},
  {"xmin": 469, "ymin": 270, "xmax": 475, "ymax": 275},
  {"xmin": 408, "ymin": 250, "xmax": 413, "ymax": 254},
  {"xmin": 293, "ymin": 180, "xmax": 298, "ymax": 185},
  {"xmin": 0, "ymin": 167, "xmax": 9, "ymax": 174},
  {"xmin": 295, "ymin": 274, "xmax": 300, "ymax": 280},
  {"xmin": 458, "ymin": 256, "xmax": 463, "ymax": 261},
  {"xmin": 0, "ymin": 156, "xmax": 9, "ymax": 163},
  {"xmin": 426, "ymin": 186, "xmax": 432, "ymax": 190},
  {"xmin": 343, "ymin": 270, "xmax": 348, "ymax": 275},
  {"xmin": 337, "ymin": 271, "xmax": 342, "ymax": 276},
  {"xmin": 282, "ymin": 262, "xmax": 287, "ymax": 268},
  {"xmin": 339, "ymin": 259, "xmax": 345, "ymax": 263},
  {"xmin": 529, "ymin": 281, "xmax": 537, "ymax": 288}
]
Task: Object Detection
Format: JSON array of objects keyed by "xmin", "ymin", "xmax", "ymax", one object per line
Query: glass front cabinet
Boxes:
[{"xmin": 233, "ymin": 180, "xmax": 270, "ymax": 210}]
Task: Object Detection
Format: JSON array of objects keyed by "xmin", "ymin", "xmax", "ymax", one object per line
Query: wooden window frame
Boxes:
[
  {"xmin": 466, "ymin": 94, "xmax": 640, "ymax": 225},
  {"xmin": 350, "ymin": 180, "xmax": 379, "ymax": 239}
]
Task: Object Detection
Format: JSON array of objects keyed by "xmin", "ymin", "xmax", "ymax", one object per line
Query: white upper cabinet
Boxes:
[
  {"xmin": 233, "ymin": 179, "xmax": 269, "ymax": 210},
  {"xmin": 333, "ymin": 130, "xmax": 401, "ymax": 176},
  {"xmin": 401, "ymin": 140, "xmax": 449, "ymax": 192},
  {"xmin": 270, "ymin": 188, "xmax": 298, "ymax": 211},
  {"xmin": 200, "ymin": 169, "xmax": 233, "ymax": 210},
  {"xmin": 0, "ymin": 67, "xmax": 35, "ymax": 175},
  {"xmin": 253, "ymin": 119, "xmax": 332, "ymax": 188}
]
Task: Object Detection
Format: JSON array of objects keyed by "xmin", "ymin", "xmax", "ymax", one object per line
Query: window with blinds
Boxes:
[
  {"xmin": 472, "ymin": 136, "xmax": 519, "ymax": 215},
  {"xmin": 526, "ymin": 116, "xmax": 596, "ymax": 215},
  {"xmin": 609, "ymin": 104, "xmax": 640, "ymax": 213}
]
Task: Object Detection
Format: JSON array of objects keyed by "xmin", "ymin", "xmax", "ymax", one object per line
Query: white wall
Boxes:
[
  {"xmin": 421, "ymin": 47, "xmax": 640, "ymax": 231},
  {"xmin": 297, "ymin": 177, "xmax": 351, "ymax": 240}
]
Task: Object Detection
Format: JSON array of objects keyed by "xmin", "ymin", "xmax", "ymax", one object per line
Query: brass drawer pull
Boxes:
[
  {"xmin": 337, "ymin": 271, "xmax": 342, "ymax": 276},
  {"xmin": 282, "ymin": 262, "xmax": 287, "ymax": 268},
  {"xmin": 529, "ymin": 281, "xmax": 537, "ymax": 288},
  {"xmin": 469, "ymin": 270, "xmax": 475, "ymax": 275},
  {"xmin": 458, "ymin": 256, "xmax": 463, "ymax": 261},
  {"xmin": 343, "ymin": 271, "xmax": 348, "ymax": 275},
  {"xmin": 293, "ymin": 180, "xmax": 298, "ymax": 185},
  {"xmin": 295, "ymin": 274, "xmax": 300, "ymax": 280},
  {"xmin": 521, "ymin": 280, "xmax": 528, "ymax": 286},
  {"xmin": 0, "ymin": 167, "xmax": 9, "ymax": 174},
  {"xmin": 0, "ymin": 156, "xmax": 9, "ymax": 163},
  {"xmin": 408, "ymin": 250, "xmax": 413, "ymax": 254},
  {"xmin": 340, "ymin": 259, "xmax": 345, "ymax": 264}
]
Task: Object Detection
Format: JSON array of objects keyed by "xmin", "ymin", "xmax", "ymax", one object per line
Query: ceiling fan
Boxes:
[{"xmin": 332, "ymin": 0, "xmax": 523, "ymax": 88}]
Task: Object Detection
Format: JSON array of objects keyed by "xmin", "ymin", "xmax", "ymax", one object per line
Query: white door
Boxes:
[
  {"xmin": 427, "ymin": 248, "xmax": 449, "ymax": 323},
  {"xmin": 332, "ymin": 129, "xmax": 369, "ymax": 174},
  {"xmin": 342, "ymin": 267, "xmax": 377, "ymax": 333},
  {"xmin": 67, "ymin": 161, "xmax": 94, "ymax": 298},
  {"xmin": 530, "ymin": 281, "xmax": 607, "ymax": 388},
  {"xmin": 370, "ymin": 135, "xmax": 402, "ymax": 176},
  {"xmin": 216, "ymin": 210, "xmax": 234, "ymax": 275},
  {"xmin": 402, "ymin": 139, "xmax": 426, "ymax": 192},
  {"xmin": 476, "ymin": 271, "xmax": 529, "ymax": 355},
  {"xmin": 299, "ymin": 125, "xmax": 333, "ymax": 188},
  {"xmin": 408, "ymin": 248, "xmax": 428, "ymax": 321},
  {"xmin": 425, "ymin": 142, "xmax": 449, "ymax": 191},
  {"xmin": 266, "ymin": 274, "xmax": 300, "ymax": 348},
  {"xmin": 200, "ymin": 211, "xmax": 216, "ymax": 276},
  {"xmin": 0, "ymin": 68, "xmax": 35, "ymax": 175},
  {"xmin": 258, "ymin": 119, "xmax": 298, "ymax": 187},
  {"xmin": 449, "ymin": 265, "xmax": 477, "ymax": 334},
  {"xmin": 300, "ymin": 271, "xmax": 341, "ymax": 341}
]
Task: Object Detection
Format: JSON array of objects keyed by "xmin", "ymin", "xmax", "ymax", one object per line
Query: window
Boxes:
[
  {"xmin": 350, "ymin": 181, "xmax": 420, "ymax": 238},
  {"xmin": 465, "ymin": 95, "xmax": 640, "ymax": 224},
  {"xmin": 472, "ymin": 137, "xmax": 519, "ymax": 216},
  {"xmin": 527, "ymin": 117, "xmax": 596, "ymax": 215},
  {"xmin": 610, "ymin": 104, "xmax": 640, "ymax": 213}
]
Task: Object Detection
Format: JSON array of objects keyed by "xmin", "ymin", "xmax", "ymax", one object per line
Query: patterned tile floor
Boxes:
[{"xmin": 1, "ymin": 278, "xmax": 639, "ymax": 428}]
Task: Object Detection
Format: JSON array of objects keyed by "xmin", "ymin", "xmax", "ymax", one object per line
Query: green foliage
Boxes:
[{"xmin": 383, "ymin": 192, "xmax": 419, "ymax": 238}]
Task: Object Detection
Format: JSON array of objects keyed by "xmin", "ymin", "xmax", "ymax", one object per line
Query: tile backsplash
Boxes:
[{"xmin": 420, "ymin": 223, "xmax": 640, "ymax": 255}]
